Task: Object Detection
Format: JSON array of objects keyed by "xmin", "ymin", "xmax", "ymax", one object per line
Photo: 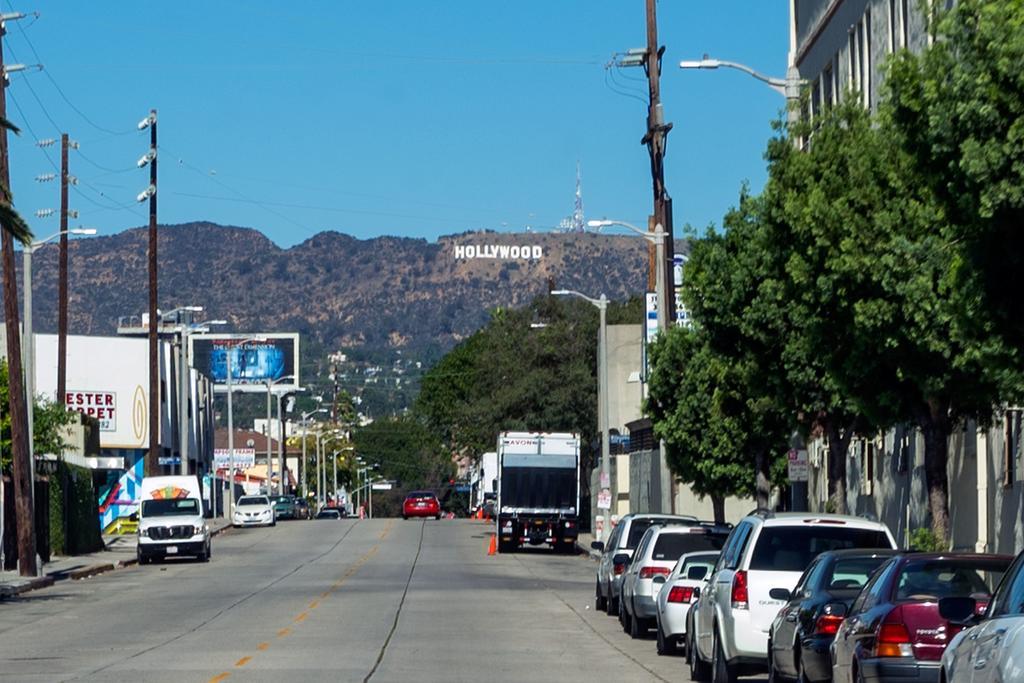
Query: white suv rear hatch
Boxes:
[{"xmin": 744, "ymin": 519, "xmax": 896, "ymax": 637}]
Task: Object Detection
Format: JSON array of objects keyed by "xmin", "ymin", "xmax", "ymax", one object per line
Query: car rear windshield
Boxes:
[
  {"xmin": 407, "ymin": 492, "xmax": 435, "ymax": 499},
  {"xmin": 651, "ymin": 533, "xmax": 727, "ymax": 561},
  {"xmin": 142, "ymin": 498, "xmax": 199, "ymax": 517},
  {"xmin": 238, "ymin": 497, "xmax": 269, "ymax": 506},
  {"xmin": 626, "ymin": 519, "xmax": 693, "ymax": 550},
  {"xmin": 749, "ymin": 526, "xmax": 892, "ymax": 572},
  {"xmin": 895, "ymin": 559, "xmax": 1009, "ymax": 602},
  {"xmin": 826, "ymin": 557, "xmax": 892, "ymax": 591}
]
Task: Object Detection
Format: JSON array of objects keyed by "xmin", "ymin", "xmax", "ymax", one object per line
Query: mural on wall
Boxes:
[{"xmin": 97, "ymin": 452, "xmax": 144, "ymax": 534}]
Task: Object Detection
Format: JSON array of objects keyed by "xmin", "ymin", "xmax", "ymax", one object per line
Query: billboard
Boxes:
[{"xmin": 190, "ymin": 333, "xmax": 299, "ymax": 393}]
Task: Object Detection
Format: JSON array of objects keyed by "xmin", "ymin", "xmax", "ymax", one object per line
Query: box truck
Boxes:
[{"xmin": 496, "ymin": 432, "xmax": 580, "ymax": 553}]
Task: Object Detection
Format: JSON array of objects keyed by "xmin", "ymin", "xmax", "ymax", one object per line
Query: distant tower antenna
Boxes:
[{"xmin": 572, "ymin": 161, "xmax": 585, "ymax": 233}]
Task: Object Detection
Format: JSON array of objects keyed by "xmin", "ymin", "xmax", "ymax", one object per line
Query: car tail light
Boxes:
[
  {"xmin": 667, "ymin": 586, "xmax": 694, "ymax": 603},
  {"xmin": 613, "ymin": 564, "xmax": 626, "ymax": 576},
  {"xmin": 731, "ymin": 570, "xmax": 748, "ymax": 610},
  {"xmin": 875, "ymin": 615, "xmax": 913, "ymax": 658},
  {"xmin": 814, "ymin": 613, "xmax": 844, "ymax": 636},
  {"xmin": 638, "ymin": 566, "xmax": 671, "ymax": 579}
]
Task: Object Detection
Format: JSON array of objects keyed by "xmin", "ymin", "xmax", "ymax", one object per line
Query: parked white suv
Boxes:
[
  {"xmin": 689, "ymin": 511, "xmax": 896, "ymax": 682},
  {"xmin": 592, "ymin": 513, "xmax": 696, "ymax": 616}
]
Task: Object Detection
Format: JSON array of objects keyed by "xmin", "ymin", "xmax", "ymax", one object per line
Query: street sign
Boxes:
[
  {"xmin": 787, "ymin": 449, "xmax": 809, "ymax": 482},
  {"xmin": 371, "ymin": 482, "xmax": 393, "ymax": 491},
  {"xmin": 213, "ymin": 448, "xmax": 256, "ymax": 468},
  {"xmin": 597, "ymin": 488, "xmax": 612, "ymax": 510},
  {"xmin": 599, "ymin": 471, "xmax": 610, "ymax": 489}
]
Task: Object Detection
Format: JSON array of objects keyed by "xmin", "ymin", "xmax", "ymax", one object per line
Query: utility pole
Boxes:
[
  {"xmin": 643, "ymin": 0, "xmax": 676, "ymax": 325},
  {"xmin": 0, "ymin": 10, "xmax": 37, "ymax": 577},
  {"xmin": 137, "ymin": 110, "xmax": 158, "ymax": 474},
  {"xmin": 56, "ymin": 133, "xmax": 70, "ymax": 404}
]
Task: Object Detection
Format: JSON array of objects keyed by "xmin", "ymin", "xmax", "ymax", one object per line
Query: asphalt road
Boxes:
[{"xmin": 0, "ymin": 519, "xmax": 767, "ymax": 682}]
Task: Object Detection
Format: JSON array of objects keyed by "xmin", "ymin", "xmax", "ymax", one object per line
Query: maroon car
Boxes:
[
  {"xmin": 402, "ymin": 491, "xmax": 441, "ymax": 520},
  {"xmin": 830, "ymin": 552, "xmax": 1012, "ymax": 683}
]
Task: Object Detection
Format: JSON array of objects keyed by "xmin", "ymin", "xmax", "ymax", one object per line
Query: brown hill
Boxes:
[{"xmin": 18, "ymin": 222, "xmax": 673, "ymax": 358}]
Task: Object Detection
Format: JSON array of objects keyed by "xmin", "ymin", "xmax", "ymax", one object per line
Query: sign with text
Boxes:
[
  {"xmin": 453, "ymin": 244, "xmax": 544, "ymax": 260},
  {"xmin": 787, "ymin": 449, "xmax": 809, "ymax": 482},
  {"xmin": 597, "ymin": 488, "xmax": 612, "ymax": 510},
  {"xmin": 66, "ymin": 391, "xmax": 117, "ymax": 431},
  {"xmin": 213, "ymin": 448, "xmax": 256, "ymax": 468},
  {"xmin": 191, "ymin": 333, "xmax": 299, "ymax": 393}
]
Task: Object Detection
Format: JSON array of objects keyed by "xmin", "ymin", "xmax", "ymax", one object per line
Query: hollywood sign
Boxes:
[{"xmin": 453, "ymin": 244, "xmax": 544, "ymax": 260}]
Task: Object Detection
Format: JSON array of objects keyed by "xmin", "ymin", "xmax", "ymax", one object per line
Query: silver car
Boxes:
[
  {"xmin": 592, "ymin": 513, "xmax": 696, "ymax": 616},
  {"xmin": 619, "ymin": 525, "xmax": 727, "ymax": 640},
  {"xmin": 941, "ymin": 549, "xmax": 1024, "ymax": 683}
]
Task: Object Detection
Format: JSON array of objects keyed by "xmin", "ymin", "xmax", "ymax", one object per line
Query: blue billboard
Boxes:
[{"xmin": 190, "ymin": 334, "xmax": 299, "ymax": 392}]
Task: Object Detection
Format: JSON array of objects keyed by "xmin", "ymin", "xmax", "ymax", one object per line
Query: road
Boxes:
[{"xmin": 0, "ymin": 518, "xmax": 767, "ymax": 682}]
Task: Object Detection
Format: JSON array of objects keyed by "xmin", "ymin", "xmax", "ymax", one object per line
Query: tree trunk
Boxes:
[
  {"xmin": 2, "ymin": 230, "xmax": 36, "ymax": 576},
  {"xmin": 826, "ymin": 419, "xmax": 855, "ymax": 515},
  {"xmin": 754, "ymin": 448, "xmax": 771, "ymax": 510},
  {"xmin": 711, "ymin": 494, "xmax": 725, "ymax": 524},
  {"xmin": 919, "ymin": 399, "xmax": 951, "ymax": 545}
]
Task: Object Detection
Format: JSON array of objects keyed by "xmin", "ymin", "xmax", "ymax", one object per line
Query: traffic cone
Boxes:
[{"xmin": 487, "ymin": 533, "xmax": 497, "ymax": 556}]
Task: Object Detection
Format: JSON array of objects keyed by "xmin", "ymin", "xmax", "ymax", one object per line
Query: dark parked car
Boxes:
[
  {"xmin": 294, "ymin": 498, "xmax": 311, "ymax": 520},
  {"xmin": 270, "ymin": 495, "xmax": 297, "ymax": 520},
  {"xmin": 830, "ymin": 552, "xmax": 1012, "ymax": 683},
  {"xmin": 315, "ymin": 509, "xmax": 341, "ymax": 520},
  {"xmin": 767, "ymin": 549, "xmax": 897, "ymax": 682}
]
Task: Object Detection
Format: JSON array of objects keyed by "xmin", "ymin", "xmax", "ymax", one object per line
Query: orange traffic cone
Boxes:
[{"xmin": 487, "ymin": 533, "xmax": 497, "ymax": 556}]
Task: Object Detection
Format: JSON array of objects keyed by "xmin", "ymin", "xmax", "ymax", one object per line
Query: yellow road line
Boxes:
[
  {"xmin": 277, "ymin": 627, "xmax": 291, "ymax": 638},
  {"xmin": 235, "ymin": 656, "xmax": 252, "ymax": 667},
  {"xmin": 208, "ymin": 673, "xmax": 231, "ymax": 683},
  {"xmin": 257, "ymin": 642, "xmax": 270, "ymax": 651},
  {"xmin": 294, "ymin": 612, "xmax": 308, "ymax": 623}
]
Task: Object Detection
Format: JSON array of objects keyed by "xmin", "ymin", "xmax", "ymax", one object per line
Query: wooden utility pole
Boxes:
[
  {"xmin": 643, "ymin": 0, "xmax": 676, "ymax": 322},
  {"xmin": 146, "ymin": 109, "xmax": 159, "ymax": 474},
  {"xmin": 56, "ymin": 133, "xmax": 68, "ymax": 405},
  {"xmin": 0, "ymin": 15, "xmax": 37, "ymax": 576}
]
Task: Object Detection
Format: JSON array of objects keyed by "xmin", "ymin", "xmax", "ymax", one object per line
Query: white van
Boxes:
[{"xmin": 137, "ymin": 475, "xmax": 211, "ymax": 563}]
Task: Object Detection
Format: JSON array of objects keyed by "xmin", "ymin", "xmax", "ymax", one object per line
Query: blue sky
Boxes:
[{"xmin": 5, "ymin": 1, "xmax": 789, "ymax": 248}]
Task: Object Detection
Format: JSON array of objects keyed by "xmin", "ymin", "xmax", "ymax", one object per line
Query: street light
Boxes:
[
  {"xmin": 159, "ymin": 306, "xmax": 224, "ymax": 477},
  {"xmin": 551, "ymin": 289, "xmax": 611, "ymax": 544},
  {"xmin": 315, "ymin": 427, "xmax": 344, "ymax": 510},
  {"xmin": 679, "ymin": 57, "xmax": 804, "ymax": 134},
  {"xmin": 331, "ymin": 446, "xmax": 355, "ymax": 509},
  {"xmin": 587, "ymin": 219, "xmax": 668, "ymax": 332},
  {"xmin": 265, "ymin": 375, "xmax": 295, "ymax": 495},
  {"xmin": 22, "ymin": 227, "xmax": 97, "ymax": 508},
  {"xmin": 299, "ymin": 409, "xmax": 327, "ymax": 498},
  {"xmin": 224, "ymin": 336, "xmax": 267, "ymax": 518}
]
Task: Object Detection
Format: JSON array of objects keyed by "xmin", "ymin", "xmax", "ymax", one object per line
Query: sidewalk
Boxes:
[
  {"xmin": 0, "ymin": 517, "xmax": 233, "ymax": 599},
  {"xmin": 577, "ymin": 532, "xmax": 601, "ymax": 560}
]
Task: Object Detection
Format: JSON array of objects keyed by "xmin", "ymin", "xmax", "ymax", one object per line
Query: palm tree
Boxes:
[{"xmin": 0, "ymin": 114, "xmax": 36, "ymax": 576}]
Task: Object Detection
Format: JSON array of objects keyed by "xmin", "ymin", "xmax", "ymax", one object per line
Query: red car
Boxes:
[
  {"xmin": 830, "ymin": 552, "xmax": 1012, "ymax": 683},
  {"xmin": 402, "ymin": 491, "xmax": 441, "ymax": 520}
]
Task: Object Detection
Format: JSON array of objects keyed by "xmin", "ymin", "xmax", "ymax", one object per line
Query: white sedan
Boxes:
[
  {"xmin": 653, "ymin": 550, "xmax": 719, "ymax": 656},
  {"xmin": 232, "ymin": 495, "xmax": 275, "ymax": 527},
  {"xmin": 941, "ymin": 550, "xmax": 1024, "ymax": 682}
]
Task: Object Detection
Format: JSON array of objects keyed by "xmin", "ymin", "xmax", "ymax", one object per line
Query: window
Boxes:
[
  {"xmin": 651, "ymin": 532, "xmax": 726, "ymax": 561},
  {"xmin": 832, "ymin": 51, "xmax": 841, "ymax": 103},
  {"xmin": 895, "ymin": 558, "xmax": 1008, "ymax": 602},
  {"xmin": 861, "ymin": 440, "xmax": 875, "ymax": 495},
  {"xmin": 822, "ymin": 63, "xmax": 834, "ymax": 107},
  {"xmin": 901, "ymin": 0, "xmax": 911, "ymax": 49},
  {"xmin": 863, "ymin": 9, "xmax": 872, "ymax": 107},
  {"xmin": 749, "ymin": 526, "xmax": 893, "ymax": 572},
  {"xmin": 810, "ymin": 78, "xmax": 822, "ymax": 120},
  {"xmin": 849, "ymin": 30, "xmax": 859, "ymax": 93},
  {"xmin": 828, "ymin": 556, "xmax": 891, "ymax": 591},
  {"xmin": 720, "ymin": 522, "xmax": 752, "ymax": 570},
  {"xmin": 989, "ymin": 552, "xmax": 1024, "ymax": 618},
  {"xmin": 1004, "ymin": 410, "xmax": 1022, "ymax": 488},
  {"xmin": 889, "ymin": 0, "xmax": 898, "ymax": 52},
  {"xmin": 853, "ymin": 558, "xmax": 897, "ymax": 613}
]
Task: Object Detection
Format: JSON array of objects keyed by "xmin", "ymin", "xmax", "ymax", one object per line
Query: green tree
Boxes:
[
  {"xmin": 885, "ymin": 0, "xmax": 1024, "ymax": 401},
  {"xmin": 353, "ymin": 415, "xmax": 451, "ymax": 490},
  {"xmin": 0, "ymin": 361, "xmax": 74, "ymax": 473},
  {"xmin": 647, "ymin": 326, "xmax": 758, "ymax": 522}
]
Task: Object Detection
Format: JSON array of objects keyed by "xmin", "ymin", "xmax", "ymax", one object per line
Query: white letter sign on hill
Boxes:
[{"xmin": 452, "ymin": 243, "xmax": 544, "ymax": 260}]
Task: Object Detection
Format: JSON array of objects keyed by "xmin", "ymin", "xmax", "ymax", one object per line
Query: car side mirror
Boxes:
[
  {"xmin": 939, "ymin": 596, "xmax": 980, "ymax": 626},
  {"xmin": 591, "ymin": 540, "xmax": 605, "ymax": 552},
  {"xmin": 612, "ymin": 553, "xmax": 630, "ymax": 567},
  {"xmin": 692, "ymin": 586, "xmax": 701, "ymax": 600},
  {"xmin": 769, "ymin": 588, "xmax": 792, "ymax": 601},
  {"xmin": 652, "ymin": 575, "xmax": 667, "ymax": 585}
]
